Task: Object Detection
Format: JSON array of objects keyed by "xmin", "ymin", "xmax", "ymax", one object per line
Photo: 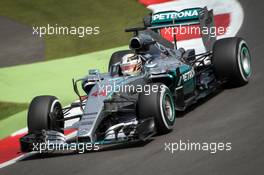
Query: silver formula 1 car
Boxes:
[{"xmin": 20, "ymin": 7, "xmax": 252, "ymax": 152}]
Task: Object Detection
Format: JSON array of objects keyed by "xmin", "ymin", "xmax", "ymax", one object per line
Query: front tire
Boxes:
[
  {"xmin": 137, "ymin": 83, "xmax": 176, "ymax": 134},
  {"xmin": 27, "ymin": 96, "xmax": 64, "ymax": 133},
  {"xmin": 212, "ymin": 37, "xmax": 252, "ymax": 86}
]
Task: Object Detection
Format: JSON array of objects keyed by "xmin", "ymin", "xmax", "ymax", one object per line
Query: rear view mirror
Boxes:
[{"xmin": 89, "ymin": 69, "xmax": 100, "ymax": 75}]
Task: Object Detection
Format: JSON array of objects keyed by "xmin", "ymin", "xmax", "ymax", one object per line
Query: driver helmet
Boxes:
[{"xmin": 120, "ymin": 53, "xmax": 142, "ymax": 76}]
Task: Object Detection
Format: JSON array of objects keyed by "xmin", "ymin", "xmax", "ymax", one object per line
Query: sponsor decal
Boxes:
[
  {"xmin": 182, "ymin": 68, "xmax": 195, "ymax": 82},
  {"xmin": 91, "ymin": 90, "xmax": 107, "ymax": 97},
  {"xmin": 152, "ymin": 8, "xmax": 200, "ymax": 24}
]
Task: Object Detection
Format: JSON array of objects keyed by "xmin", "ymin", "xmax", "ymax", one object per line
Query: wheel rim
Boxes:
[
  {"xmin": 50, "ymin": 100, "xmax": 63, "ymax": 131},
  {"xmin": 240, "ymin": 46, "xmax": 251, "ymax": 77},
  {"xmin": 162, "ymin": 93, "xmax": 175, "ymax": 122}
]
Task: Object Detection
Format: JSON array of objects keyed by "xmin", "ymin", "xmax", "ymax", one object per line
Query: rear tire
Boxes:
[
  {"xmin": 27, "ymin": 96, "xmax": 64, "ymax": 133},
  {"xmin": 137, "ymin": 83, "xmax": 176, "ymax": 134},
  {"xmin": 212, "ymin": 37, "xmax": 252, "ymax": 86}
]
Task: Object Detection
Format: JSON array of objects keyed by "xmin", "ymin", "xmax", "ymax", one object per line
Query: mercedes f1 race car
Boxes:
[{"xmin": 20, "ymin": 7, "xmax": 252, "ymax": 152}]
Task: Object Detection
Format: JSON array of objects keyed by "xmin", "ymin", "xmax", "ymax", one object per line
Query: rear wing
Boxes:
[{"xmin": 148, "ymin": 7, "xmax": 216, "ymax": 51}]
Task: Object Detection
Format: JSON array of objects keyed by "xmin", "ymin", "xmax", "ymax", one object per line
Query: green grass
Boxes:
[
  {"xmin": 0, "ymin": 46, "xmax": 127, "ymax": 105},
  {"xmin": 0, "ymin": 0, "xmax": 148, "ymax": 60},
  {"xmin": 0, "ymin": 101, "xmax": 28, "ymax": 121},
  {"xmin": 0, "ymin": 111, "xmax": 27, "ymax": 139},
  {"xmin": 0, "ymin": 46, "xmax": 127, "ymax": 138}
]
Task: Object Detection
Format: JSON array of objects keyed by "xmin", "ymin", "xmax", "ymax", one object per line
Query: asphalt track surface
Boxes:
[
  {"xmin": 1, "ymin": 0, "xmax": 264, "ymax": 174},
  {"xmin": 0, "ymin": 17, "xmax": 44, "ymax": 68}
]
